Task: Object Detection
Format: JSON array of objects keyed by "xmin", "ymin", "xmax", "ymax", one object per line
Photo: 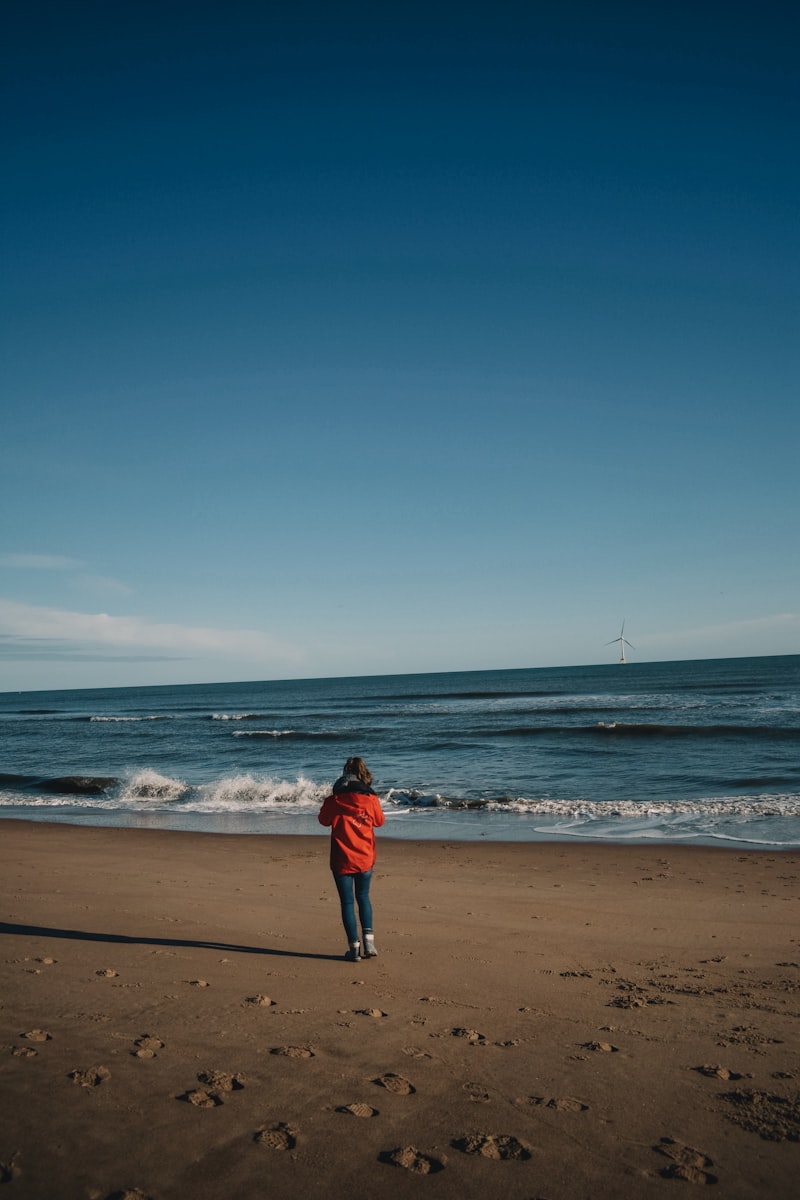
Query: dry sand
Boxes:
[{"xmin": 1, "ymin": 818, "xmax": 798, "ymax": 1199}]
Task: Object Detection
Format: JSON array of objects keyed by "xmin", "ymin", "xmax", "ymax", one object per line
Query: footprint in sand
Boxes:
[
  {"xmin": 582, "ymin": 1040, "xmax": 619, "ymax": 1053},
  {"xmin": 337, "ymin": 1103, "xmax": 379, "ymax": 1118},
  {"xmin": 380, "ymin": 1146, "xmax": 445, "ymax": 1174},
  {"xmin": 186, "ymin": 979, "xmax": 209, "ymax": 988},
  {"xmin": 526, "ymin": 1096, "xmax": 589, "ymax": 1112},
  {"xmin": 181, "ymin": 1089, "xmax": 223, "ymax": 1108},
  {"xmin": 449, "ymin": 1027, "xmax": 486, "ymax": 1043},
  {"xmin": 653, "ymin": 1137, "xmax": 718, "ymax": 1184},
  {"xmin": 21, "ymin": 1029, "xmax": 51, "ymax": 1042},
  {"xmin": 197, "ymin": 1069, "xmax": 245, "ymax": 1092},
  {"xmin": 10, "ymin": 1045, "xmax": 38, "ymax": 1058},
  {"xmin": 69, "ymin": 1066, "xmax": 111, "ymax": 1088},
  {"xmin": 357, "ymin": 1008, "xmax": 387, "ymax": 1018},
  {"xmin": 132, "ymin": 1035, "xmax": 164, "ymax": 1059},
  {"xmin": 254, "ymin": 1122, "xmax": 297, "ymax": 1150},
  {"xmin": 693, "ymin": 1064, "xmax": 745, "ymax": 1081},
  {"xmin": 243, "ymin": 994, "xmax": 275, "ymax": 1007},
  {"xmin": 374, "ymin": 1073, "xmax": 415, "ymax": 1094},
  {"xmin": 721, "ymin": 1088, "xmax": 800, "ymax": 1141},
  {"xmin": 463, "ymin": 1082, "xmax": 491, "ymax": 1103},
  {"xmin": 716, "ymin": 1024, "xmax": 783, "ymax": 1051},
  {"xmin": 96, "ymin": 968, "xmax": 119, "ymax": 978},
  {"xmin": 270, "ymin": 1045, "xmax": 315, "ymax": 1058},
  {"xmin": 452, "ymin": 1133, "xmax": 532, "ymax": 1161}
]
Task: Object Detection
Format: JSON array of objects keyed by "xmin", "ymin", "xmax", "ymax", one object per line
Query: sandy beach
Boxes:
[{"xmin": 1, "ymin": 820, "xmax": 798, "ymax": 1199}]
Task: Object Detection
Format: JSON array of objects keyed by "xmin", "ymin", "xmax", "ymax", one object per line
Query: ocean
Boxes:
[{"xmin": 1, "ymin": 655, "xmax": 799, "ymax": 849}]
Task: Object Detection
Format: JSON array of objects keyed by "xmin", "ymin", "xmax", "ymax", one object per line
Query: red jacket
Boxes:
[{"xmin": 318, "ymin": 785, "xmax": 385, "ymax": 874}]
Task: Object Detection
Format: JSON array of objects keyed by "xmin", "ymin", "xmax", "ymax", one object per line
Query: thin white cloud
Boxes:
[
  {"xmin": 0, "ymin": 553, "xmax": 84, "ymax": 570},
  {"xmin": 0, "ymin": 598, "xmax": 302, "ymax": 664},
  {"xmin": 2, "ymin": 554, "xmax": 133, "ymax": 598},
  {"xmin": 72, "ymin": 574, "xmax": 134, "ymax": 596}
]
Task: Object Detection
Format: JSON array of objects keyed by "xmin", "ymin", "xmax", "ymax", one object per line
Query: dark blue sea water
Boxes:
[{"xmin": 1, "ymin": 655, "xmax": 799, "ymax": 848}]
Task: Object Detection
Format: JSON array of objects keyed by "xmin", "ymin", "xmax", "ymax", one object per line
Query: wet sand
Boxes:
[{"xmin": 1, "ymin": 819, "xmax": 798, "ymax": 1198}]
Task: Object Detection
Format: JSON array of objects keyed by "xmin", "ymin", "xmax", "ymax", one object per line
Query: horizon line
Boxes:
[{"xmin": 1, "ymin": 651, "xmax": 797, "ymax": 697}]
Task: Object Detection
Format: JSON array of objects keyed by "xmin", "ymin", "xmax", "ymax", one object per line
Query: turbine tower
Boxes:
[{"xmin": 606, "ymin": 620, "xmax": 635, "ymax": 664}]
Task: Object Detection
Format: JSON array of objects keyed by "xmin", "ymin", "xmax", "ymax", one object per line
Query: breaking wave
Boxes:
[
  {"xmin": 1, "ymin": 772, "xmax": 798, "ymax": 845},
  {"xmin": 188, "ymin": 774, "xmax": 325, "ymax": 812},
  {"xmin": 232, "ymin": 729, "xmax": 351, "ymax": 740},
  {"xmin": 118, "ymin": 770, "xmax": 190, "ymax": 802},
  {"xmin": 211, "ymin": 712, "xmax": 272, "ymax": 721},
  {"xmin": 383, "ymin": 788, "xmax": 800, "ymax": 817},
  {"xmin": 88, "ymin": 715, "xmax": 172, "ymax": 722}
]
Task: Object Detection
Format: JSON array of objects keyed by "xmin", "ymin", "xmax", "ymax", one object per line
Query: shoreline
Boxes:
[
  {"xmin": 2, "ymin": 808, "xmax": 798, "ymax": 852},
  {"xmin": 1, "ymin": 819, "xmax": 798, "ymax": 1198}
]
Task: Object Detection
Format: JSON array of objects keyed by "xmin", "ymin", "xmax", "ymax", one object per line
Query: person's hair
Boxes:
[{"xmin": 344, "ymin": 756, "xmax": 373, "ymax": 786}]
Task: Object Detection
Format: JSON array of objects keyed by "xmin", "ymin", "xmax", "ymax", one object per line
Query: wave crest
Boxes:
[
  {"xmin": 211, "ymin": 712, "xmax": 270, "ymax": 721},
  {"xmin": 232, "ymin": 729, "xmax": 349, "ymax": 740},
  {"xmin": 89, "ymin": 715, "xmax": 171, "ymax": 723},
  {"xmin": 189, "ymin": 774, "xmax": 327, "ymax": 811},
  {"xmin": 119, "ymin": 770, "xmax": 189, "ymax": 802},
  {"xmin": 484, "ymin": 795, "xmax": 800, "ymax": 818}
]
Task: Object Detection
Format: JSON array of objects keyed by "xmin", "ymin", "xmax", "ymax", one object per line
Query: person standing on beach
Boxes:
[{"xmin": 318, "ymin": 757, "xmax": 385, "ymax": 962}]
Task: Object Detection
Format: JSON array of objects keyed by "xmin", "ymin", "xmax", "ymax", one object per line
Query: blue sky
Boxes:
[{"xmin": 2, "ymin": 1, "xmax": 798, "ymax": 691}]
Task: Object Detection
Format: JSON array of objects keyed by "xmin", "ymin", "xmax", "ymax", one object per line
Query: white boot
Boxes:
[{"xmin": 363, "ymin": 933, "xmax": 377, "ymax": 958}]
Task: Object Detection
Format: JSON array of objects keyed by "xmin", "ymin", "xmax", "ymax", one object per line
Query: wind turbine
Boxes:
[{"xmin": 606, "ymin": 620, "xmax": 635, "ymax": 664}]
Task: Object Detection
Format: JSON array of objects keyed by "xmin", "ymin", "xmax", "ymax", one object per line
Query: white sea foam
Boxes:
[
  {"xmin": 89, "ymin": 715, "xmax": 170, "ymax": 722},
  {"xmin": 486, "ymin": 794, "xmax": 800, "ymax": 818},
  {"xmin": 0, "ymin": 771, "xmax": 326, "ymax": 814},
  {"xmin": 187, "ymin": 774, "xmax": 327, "ymax": 812},
  {"xmin": 232, "ymin": 730, "xmax": 297, "ymax": 738},
  {"xmin": 527, "ymin": 815, "xmax": 800, "ymax": 847},
  {"xmin": 0, "ymin": 794, "xmax": 121, "ymax": 810},
  {"xmin": 384, "ymin": 788, "xmax": 441, "ymax": 807},
  {"xmin": 211, "ymin": 712, "xmax": 263, "ymax": 721},
  {"xmin": 1, "ymin": 781, "xmax": 797, "ymax": 846},
  {"xmin": 118, "ymin": 770, "xmax": 190, "ymax": 802}
]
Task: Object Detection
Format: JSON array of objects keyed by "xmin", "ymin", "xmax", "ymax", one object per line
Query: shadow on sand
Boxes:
[{"xmin": 0, "ymin": 921, "xmax": 341, "ymax": 962}]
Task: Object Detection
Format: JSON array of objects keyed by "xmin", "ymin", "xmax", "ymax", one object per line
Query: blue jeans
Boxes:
[{"xmin": 333, "ymin": 870, "xmax": 373, "ymax": 944}]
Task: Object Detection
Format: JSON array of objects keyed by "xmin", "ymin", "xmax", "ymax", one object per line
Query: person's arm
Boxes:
[
  {"xmin": 318, "ymin": 795, "xmax": 336, "ymax": 826},
  {"xmin": 371, "ymin": 795, "xmax": 386, "ymax": 828}
]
